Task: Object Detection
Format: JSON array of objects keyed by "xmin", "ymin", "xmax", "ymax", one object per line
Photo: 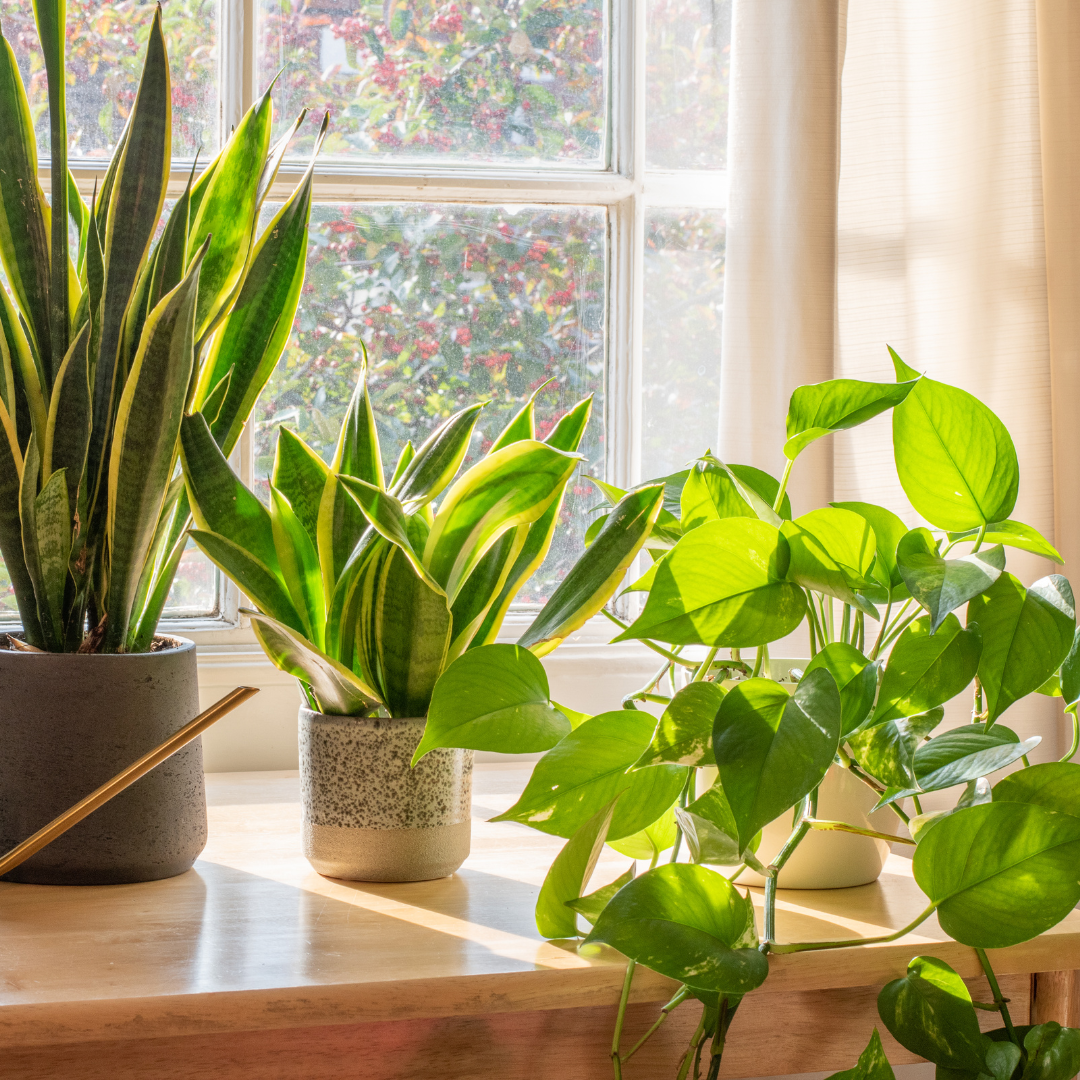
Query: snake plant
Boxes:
[
  {"xmin": 0, "ymin": 2, "xmax": 322, "ymax": 653},
  {"xmin": 181, "ymin": 359, "xmax": 662, "ymax": 719}
]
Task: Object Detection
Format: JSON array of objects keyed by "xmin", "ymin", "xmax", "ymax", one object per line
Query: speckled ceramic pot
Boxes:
[
  {"xmin": 299, "ymin": 709, "xmax": 472, "ymax": 882},
  {"xmin": 0, "ymin": 636, "xmax": 206, "ymax": 885}
]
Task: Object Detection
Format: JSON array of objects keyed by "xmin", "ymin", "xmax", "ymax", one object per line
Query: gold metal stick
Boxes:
[{"xmin": 0, "ymin": 685, "xmax": 260, "ymax": 879}]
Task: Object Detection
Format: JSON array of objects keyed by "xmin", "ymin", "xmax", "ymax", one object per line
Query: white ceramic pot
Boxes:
[{"xmin": 715, "ymin": 764, "xmax": 895, "ymax": 889}]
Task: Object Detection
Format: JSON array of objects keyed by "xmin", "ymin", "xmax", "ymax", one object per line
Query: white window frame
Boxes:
[{"xmin": 28, "ymin": 0, "xmax": 729, "ymax": 749}]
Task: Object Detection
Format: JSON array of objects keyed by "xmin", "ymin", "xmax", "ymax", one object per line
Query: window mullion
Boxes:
[{"xmin": 220, "ymin": 0, "xmax": 245, "ymax": 137}]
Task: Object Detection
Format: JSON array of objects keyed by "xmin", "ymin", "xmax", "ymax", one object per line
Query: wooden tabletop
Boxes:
[{"xmin": 2, "ymin": 765, "xmax": 1079, "ymax": 1052}]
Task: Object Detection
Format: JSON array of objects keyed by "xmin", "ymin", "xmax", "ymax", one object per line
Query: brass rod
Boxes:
[{"xmin": 0, "ymin": 685, "xmax": 260, "ymax": 879}]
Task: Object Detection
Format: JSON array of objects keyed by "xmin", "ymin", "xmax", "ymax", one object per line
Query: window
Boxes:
[{"xmin": 0, "ymin": 0, "xmax": 730, "ymax": 633}]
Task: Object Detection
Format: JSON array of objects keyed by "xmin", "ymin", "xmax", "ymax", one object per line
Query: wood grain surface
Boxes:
[{"xmin": 1, "ymin": 766, "xmax": 1077, "ymax": 1079}]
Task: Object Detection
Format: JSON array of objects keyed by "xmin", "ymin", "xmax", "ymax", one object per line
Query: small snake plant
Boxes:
[{"xmin": 181, "ymin": 359, "xmax": 663, "ymax": 718}]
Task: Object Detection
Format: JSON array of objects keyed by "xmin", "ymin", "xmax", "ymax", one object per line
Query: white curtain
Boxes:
[{"xmin": 720, "ymin": 0, "xmax": 1080, "ymax": 757}]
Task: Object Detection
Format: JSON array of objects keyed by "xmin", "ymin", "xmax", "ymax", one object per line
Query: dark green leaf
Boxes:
[
  {"xmin": 372, "ymin": 546, "xmax": 452, "ymax": 718},
  {"xmin": 877, "ymin": 956, "xmax": 988, "ymax": 1073},
  {"xmin": 872, "ymin": 615, "xmax": 981, "ymax": 725},
  {"xmin": 1022, "ymin": 1023, "xmax": 1080, "ymax": 1080},
  {"xmin": 1062, "ymin": 629, "xmax": 1080, "ymax": 708},
  {"xmin": 180, "ymin": 412, "xmax": 279, "ymax": 575},
  {"xmin": 992, "ymin": 761, "xmax": 1080, "ymax": 817},
  {"xmin": 391, "ymin": 402, "xmax": 485, "ymax": 507},
  {"xmin": 492, "ymin": 710, "xmax": 688, "ymax": 840},
  {"xmin": 913, "ymin": 802, "xmax": 1080, "ymax": 947},
  {"xmin": 968, "ymin": 574, "xmax": 1076, "ymax": 725},
  {"xmin": 850, "ymin": 708, "xmax": 944, "ymax": 790},
  {"xmin": 190, "ymin": 529, "xmax": 303, "ymax": 633},
  {"xmin": 104, "ymin": 249, "xmax": 201, "ymax": 650},
  {"xmin": 203, "ymin": 155, "xmax": 317, "ymax": 455},
  {"xmin": 585, "ymin": 864, "xmax": 769, "ymax": 995},
  {"xmin": 88, "ymin": 8, "xmax": 171, "ymax": 516},
  {"xmin": 897, "ymin": 528, "xmax": 1004, "ymax": 633},
  {"xmin": 270, "ymin": 484, "xmax": 325, "ymax": 643},
  {"xmin": 0, "ymin": 27, "xmax": 50, "ymax": 366},
  {"xmin": 714, "ymin": 669, "xmax": 842, "ymax": 851}
]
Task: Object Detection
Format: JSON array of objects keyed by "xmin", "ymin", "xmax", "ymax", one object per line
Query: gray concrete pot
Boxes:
[
  {"xmin": 299, "ymin": 709, "xmax": 472, "ymax": 882},
  {"xmin": 0, "ymin": 636, "xmax": 206, "ymax": 885}
]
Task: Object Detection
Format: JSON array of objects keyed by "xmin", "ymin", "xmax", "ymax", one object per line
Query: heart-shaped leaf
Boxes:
[
  {"xmin": 633, "ymin": 681, "xmax": 726, "ymax": 769},
  {"xmin": 585, "ymin": 863, "xmax": 770, "ymax": 995},
  {"xmin": 877, "ymin": 956, "xmax": 988, "ymax": 1073},
  {"xmin": 849, "ymin": 708, "xmax": 944, "ymax": 789},
  {"xmin": 872, "ymin": 615, "xmax": 981, "ymax": 725},
  {"xmin": 824, "ymin": 1030, "xmax": 896, "ymax": 1080},
  {"xmin": 992, "ymin": 761, "xmax": 1080, "ymax": 817},
  {"xmin": 883, "ymin": 727, "xmax": 1039, "ymax": 800},
  {"xmin": 413, "ymin": 643, "xmax": 570, "ymax": 764},
  {"xmin": 805, "ymin": 642, "xmax": 878, "ymax": 735},
  {"xmin": 782, "ymin": 508, "xmax": 879, "ymax": 618},
  {"xmin": 968, "ymin": 574, "xmax": 1076, "ymax": 725},
  {"xmin": 913, "ymin": 802, "xmax": 1080, "ymax": 947},
  {"xmin": 535, "ymin": 798, "xmax": 618, "ymax": 939},
  {"xmin": 785, "ymin": 378, "xmax": 917, "ymax": 460},
  {"xmin": 892, "ymin": 376, "xmax": 1019, "ymax": 531},
  {"xmin": 492, "ymin": 710, "xmax": 688, "ymax": 840},
  {"xmin": 714, "ymin": 669, "xmax": 842, "ymax": 851},
  {"xmin": 896, "ymin": 528, "xmax": 1004, "ymax": 633},
  {"xmin": 613, "ymin": 518, "xmax": 807, "ymax": 648},
  {"xmin": 1022, "ymin": 1023, "xmax": 1080, "ymax": 1080},
  {"xmin": 946, "ymin": 520, "xmax": 1063, "ymax": 563}
]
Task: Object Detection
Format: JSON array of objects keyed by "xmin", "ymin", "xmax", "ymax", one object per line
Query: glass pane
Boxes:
[
  {"xmin": 257, "ymin": 0, "xmax": 606, "ymax": 167},
  {"xmin": 1, "ymin": 0, "xmax": 219, "ymax": 160},
  {"xmin": 255, "ymin": 202, "xmax": 606, "ymax": 603},
  {"xmin": 162, "ymin": 541, "xmax": 219, "ymax": 617},
  {"xmin": 641, "ymin": 209, "xmax": 725, "ymax": 478},
  {"xmin": 646, "ymin": 0, "xmax": 730, "ymax": 171}
]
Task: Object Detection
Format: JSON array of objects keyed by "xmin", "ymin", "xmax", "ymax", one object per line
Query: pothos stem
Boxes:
[
  {"xmin": 623, "ymin": 986, "xmax": 690, "ymax": 1063},
  {"xmin": 976, "ymin": 948, "xmax": 1019, "ymax": 1046},
  {"xmin": 611, "ymin": 959, "xmax": 637, "ymax": 1079}
]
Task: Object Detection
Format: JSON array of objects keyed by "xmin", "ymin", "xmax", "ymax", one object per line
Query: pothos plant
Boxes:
[
  {"xmin": 0, "ymin": 2, "xmax": 322, "ymax": 652},
  {"xmin": 417, "ymin": 348, "xmax": 1080, "ymax": 1080}
]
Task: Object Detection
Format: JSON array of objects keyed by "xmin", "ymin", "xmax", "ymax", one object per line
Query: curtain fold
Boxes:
[
  {"xmin": 722, "ymin": 0, "xmax": 1076, "ymax": 756},
  {"xmin": 718, "ymin": 0, "xmax": 846, "ymax": 516}
]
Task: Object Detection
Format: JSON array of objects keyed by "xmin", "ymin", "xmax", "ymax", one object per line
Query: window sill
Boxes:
[{"xmin": 193, "ymin": 615, "xmax": 663, "ymax": 772}]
